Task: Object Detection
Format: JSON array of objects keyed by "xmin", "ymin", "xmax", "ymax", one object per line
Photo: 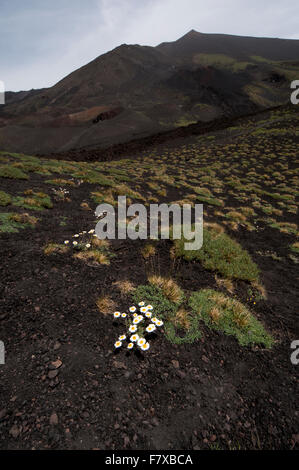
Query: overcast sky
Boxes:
[{"xmin": 1, "ymin": 0, "xmax": 299, "ymax": 91}]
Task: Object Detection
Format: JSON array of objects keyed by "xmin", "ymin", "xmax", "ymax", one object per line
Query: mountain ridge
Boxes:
[{"xmin": 1, "ymin": 30, "xmax": 299, "ymax": 154}]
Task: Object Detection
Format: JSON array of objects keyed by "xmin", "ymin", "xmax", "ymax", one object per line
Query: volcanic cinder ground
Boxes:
[{"xmin": 0, "ymin": 101, "xmax": 298, "ymax": 450}]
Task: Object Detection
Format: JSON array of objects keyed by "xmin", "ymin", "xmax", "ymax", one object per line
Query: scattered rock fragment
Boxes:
[{"xmin": 50, "ymin": 412, "xmax": 59, "ymax": 426}]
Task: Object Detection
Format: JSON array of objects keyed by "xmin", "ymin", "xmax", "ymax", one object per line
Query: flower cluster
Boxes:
[
  {"xmin": 51, "ymin": 187, "xmax": 70, "ymax": 201},
  {"xmin": 64, "ymin": 229, "xmax": 97, "ymax": 249},
  {"xmin": 113, "ymin": 301, "xmax": 164, "ymax": 352}
]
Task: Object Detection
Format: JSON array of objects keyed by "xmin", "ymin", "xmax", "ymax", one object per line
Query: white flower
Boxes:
[
  {"xmin": 137, "ymin": 338, "xmax": 146, "ymax": 347},
  {"xmin": 127, "ymin": 343, "xmax": 134, "ymax": 349},
  {"xmin": 129, "ymin": 306, "xmax": 136, "ymax": 313},
  {"xmin": 151, "ymin": 317, "xmax": 158, "ymax": 324},
  {"xmin": 133, "ymin": 315, "xmax": 143, "ymax": 325},
  {"xmin": 145, "ymin": 312, "xmax": 152, "ymax": 318},
  {"xmin": 64, "ymin": 240, "xmax": 69, "ymax": 244},
  {"xmin": 132, "ymin": 313, "xmax": 138, "ymax": 318},
  {"xmin": 73, "ymin": 241, "xmax": 78, "ymax": 246},
  {"xmin": 74, "ymin": 234, "xmax": 79, "ymax": 238},
  {"xmin": 140, "ymin": 307, "xmax": 148, "ymax": 313},
  {"xmin": 86, "ymin": 243, "xmax": 91, "ymax": 248},
  {"xmin": 119, "ymin": 334, "xmax": 126, "ymax": 341},
  {"xmin": 88, "ymin": 229, "xmax": 95, "ymax": 234},
  {"xmin": 130, "ymin": 334, "xmax": 139, "ymax": 342},
  {"xmin": 138, "ymin": 301, "xmax": 145, "ymax": 307},
  {"xmin": 113, "ymin": 311, "xmax": 121, "ymax": 318},
  {"xmin": 121, "ymin": 313, "xmax": 127, "ymax": 318},
  {"xmin": 146, "ymin": 324, "xmax": 156, "ymax": 333},
  {"xmin": 114, "ymin": 341, "xmax": 122, "ymax": 348},
  {"xmin": 155, "ymin": 320, "xmax": 164, "ymax": 327},
  {"xmin": 129, "ymin": 325, "xmax": 137, "ymax": 333},
  {"xmin": 146, "ymin": 305, "xmax": 153, "ymax": 310},
  {"xmin": 141, "ymin": 342, "xmax": 150, "ymax": 351},
  {"xmin": 82, "ymin": 231, "xmax": 87, "ymax": 234}
]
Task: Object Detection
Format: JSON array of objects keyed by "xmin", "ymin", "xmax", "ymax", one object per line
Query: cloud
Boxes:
[{"xmin": 1, "ymin": 0, "xmax": 298, "ymax": 91}]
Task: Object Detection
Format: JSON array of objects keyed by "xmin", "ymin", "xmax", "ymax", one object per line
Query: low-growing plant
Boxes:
[
  {"xmin": 0, "ymin": 165, "xmax": 29, "ymax": 180},
  {"xmin": 290, "ymin": 242, "xmax": 299, "ymax": 254},
  {"xmin": 112, "ymin": 302, "xmax": 164, "ymax": 352},
  {"xmin": 147, "ymin": 275, "xmax": 184, "ymax": 304},
  {"xmin": 132, "ymin": 284, "xmax": 179, "ymax": 319},
  {"xmin": 173, "ymin": 227, "xmax": 260, "ymax": 281},
  {"xmin": 64, "ymin": 229, "xmax": 114, "ymax": 265},
  {"xmin": 189, "ymin": 289, "xmax": 274, "ymax": 347},
  {"xmin": 96, "ymin": 296, "xmax": 116, "ymax": 315},
  {"xmin": 0, "ymin": 191, "xmax": 12, "ymax": 206},
  {"xmin": 141, "ymin": 243, "xmax": 156, "ymax": 259},
  {"xmin": 43, "ymin": 243, "xmax": 69, "ymax": 255},
  {"xmin": 14, "ymin": 191, "xmax": 53, "ymax": 211},
  {"xmin": 113, "ymin": 280, "xmax": 136, "ymax": 295},
  {"xmin": 0, "ymin": 212, "xmax": 37, "ymax": 232}
]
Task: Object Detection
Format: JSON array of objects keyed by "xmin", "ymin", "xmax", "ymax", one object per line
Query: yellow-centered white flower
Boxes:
[
  {"xmin": 129, "ymin": 325, "xmax": 137, "ymax": 333},
  {"xmin": 146, "ymin": 324, "xmax": 156, "ymax": 333},
  {"xmin": 130, "ymin": 334, "xmax": 139, "ymax": 342}
]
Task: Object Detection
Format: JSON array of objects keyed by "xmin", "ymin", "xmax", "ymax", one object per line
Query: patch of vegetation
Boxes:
[
  {"xmin": 14, "ymin": 191, "xmax": 53, "ymax": 211},
  {"xmin": 132, "ymin": 284, "xmax": 179, "ymax": 320},
  {"xmin": 43, "ymin": 243, "xmax": 69, "ymax": 255},
  {"xmin": 148, "ymin": 275, "xmax": 184, "ymax": 304},
  {"xmin": 132, "ymin": 284, "xmax": 201, "ymax": 344},
  {"xmin": 0, "ymin": 212, "xmax": 37, "ymax": 233},
  {"xmin": 173, "ymin": 227, "xmax": 259, "ymax": 281},
  {"xmin": 0, "ymin": 165, "xmax": 29, "ymax": 180},
  {"xmin": 141, "ymin": 243, "xmax": 156, "ymax": 259},
  {"xmin": 0, "ymin": 191, "xmax": 12, "ymax": 206},
  {"xmin": 189, "ymin": 289, "xmax": 274, "ymax": 347},
  {"xmin": 45, "ymin": 178, "xmax": 76, "ymax": 186},
  {"xmin": 290, "ymin": 242, "xmax": 299, "ymax": 254}
]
